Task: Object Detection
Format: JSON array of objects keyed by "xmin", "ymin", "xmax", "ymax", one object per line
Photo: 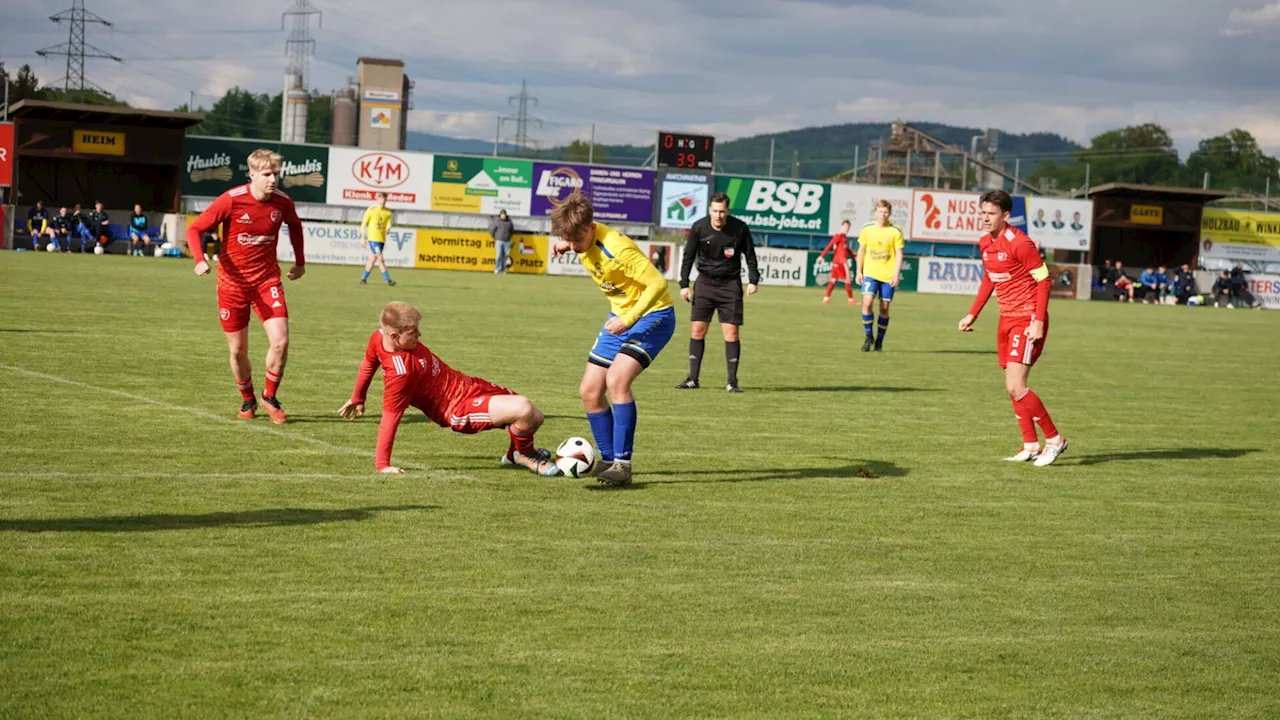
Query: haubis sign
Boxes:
[{"xmin": 327, "ymin": 146, "xmax": 434, "ymax": 210}]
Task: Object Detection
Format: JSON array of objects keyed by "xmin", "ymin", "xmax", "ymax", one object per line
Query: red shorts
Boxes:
[
  {"xmin": 217, "ymin": 279, "xmax": 288, "ymax": 333},
  {"xmin": 829, "ymin": 261, "xmax": 849, "ymax": 282},
  {"xmin": 445, "ymin": 380, "xmax": 516, "ymax": 434},
  {"xmin": 996, "ymin": 315, "xmax": 1048, "ymax": 369}
]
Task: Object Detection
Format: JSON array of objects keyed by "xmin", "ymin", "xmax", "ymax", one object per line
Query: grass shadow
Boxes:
[
  {"xmin": 286, "ymin": 414, "xmax": 432, "ymax": 425},
  {"xmin": 0, "ymin": 504, "xmax": 439, "ymax": 533},
  {"xmin": 1062, "ymin": 448, "xmax": 1261, "ymax": 467},
  {"xmin": 0, "ymin": 328, "xmax": 75, "ymax": 334},
  {"xmin": 755, "ymin": 386, "xmax": 937, "ymax": 394},
  {"xmin": 583, "ymin": 460, "xmax": 908, "ymax": 489}
]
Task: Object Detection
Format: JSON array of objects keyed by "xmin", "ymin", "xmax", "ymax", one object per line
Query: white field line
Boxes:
[{"xmin": 0, "ymin": 364, "xmax": 466, "ymax": 479}]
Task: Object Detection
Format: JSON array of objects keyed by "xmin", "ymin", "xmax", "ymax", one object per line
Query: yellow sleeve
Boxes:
[
  {"xmin": 894, "ymin": 227, "xmax": 904, "ymax": 250},
  {"xmin": 361, "ymin": 208, "xmax": 372, "ymax": 229},
  {"xmin": 616, "ymin": 244, "xmax": 669, "ymax": 327}
]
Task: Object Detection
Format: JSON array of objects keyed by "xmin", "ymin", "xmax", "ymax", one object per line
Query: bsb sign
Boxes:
[{"xmin": 715, "ymin": 175, "xmax": 830, "ymax": 234}]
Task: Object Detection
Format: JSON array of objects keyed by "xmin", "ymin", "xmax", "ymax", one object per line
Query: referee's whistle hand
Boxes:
[{"xmin": 680, "ymin": 287, "xmax": 692, "ymax": 303}]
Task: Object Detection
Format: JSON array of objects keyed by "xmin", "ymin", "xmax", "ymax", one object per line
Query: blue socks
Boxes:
[
  {"xmin": 587, "ymin": 409, "xmax": 615, "ymax": 462},
  {"xmin": 862, "ymin": 313, "xmax": 874, "ymax": 337},
  {"xmin": 877, "ymin": 316, "xmax": 890, "ymax": 341},
  {"xmin": 361, "ymin": 269, "xmax": 371, "ymax": 282},
  {"xmin": 612, "ymin": 401, "xmax": 636, "ymax": 462},
  {"xmin": 382, "ymin": 270, "xmax": 393, "ymax": 284}
]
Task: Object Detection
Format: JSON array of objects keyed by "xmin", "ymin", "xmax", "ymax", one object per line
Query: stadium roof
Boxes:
[
  {"xmin": 5, "ymin": 100, "xmax": 204, "ymax": 130},
  {"xmin": 1080, "ymin": 183, "xmax": 1231, "ymax": 203}
]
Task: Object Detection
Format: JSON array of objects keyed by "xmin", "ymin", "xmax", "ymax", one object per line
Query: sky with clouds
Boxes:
[{"xmin": 3, "ymin": 0, "xmax": 1279, "ymax": 157}]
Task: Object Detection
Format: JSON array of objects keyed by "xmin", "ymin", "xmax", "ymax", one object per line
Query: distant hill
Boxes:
[{"xmin": 407, "ymin": 122, "xmax": 1084, "ymax": 180}]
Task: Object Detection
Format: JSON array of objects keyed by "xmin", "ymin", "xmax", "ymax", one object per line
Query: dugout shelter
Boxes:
[
  {"xmin": 1084, "ymin": 183, "xmax": 1228, "ymax": 272},
  {"xmin": 5, "ymin": 100, "xmax": 203, "ymax": 247}
]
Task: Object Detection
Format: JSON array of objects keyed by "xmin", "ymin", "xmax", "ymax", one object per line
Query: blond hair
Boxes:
[
  {"xmin": 380, "ymin": 301, "xmax": 421, "ymax": 333},
  {"xmin": 550, "ymin": 192, "xmax": 594, "ymax": 241},
  {"xmin": 246, "ymin": 149, "xmax": 283, "ymax": 173},
  {"xmin": 874, "ymin": 199, "xmax": 893, "ymax": 213}
]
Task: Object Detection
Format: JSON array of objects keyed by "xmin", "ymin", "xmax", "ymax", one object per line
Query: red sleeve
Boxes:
[
  {"xmin": 968, "ymin": 273, "xmax": 995, "ymax": 318},
  {"xmin": 1014, "ymin": 237, "xmax": 1051, "ymax": 320},
  {"xmin": 817, "ymin": 236, "xmax": 836, "ymax": 261},
  {"xmin": 285, "ymin": 200, "xmax": 305, "ymax": 265},
  {"xmin": 185, "ymin": 194, "xmax": 231, "ymax": 264},
  {"xmin": 374, "ymin": 372, "xmax": 412, "ymax": 471},
  {"xmin": 351, "ymin": 334, "xmax": 381, "ymax": 403}
]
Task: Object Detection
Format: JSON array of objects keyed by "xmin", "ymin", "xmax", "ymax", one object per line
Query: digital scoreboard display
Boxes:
[{"xmin": 657, "ymin": 132, "xmax": 715, "ymax": 170}]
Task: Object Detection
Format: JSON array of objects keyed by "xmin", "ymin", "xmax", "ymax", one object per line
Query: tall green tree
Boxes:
[
  {"xmin": 564, "ymin": 139, "xmax": 608, "ymax": 164},
  {"xmin": 1186, "ymin": 128, "xmax": 1280, "ymax": 194},
  {"xmin": 197, "ymin": 86, "xmax": 274, "ymax": 138},
  {"xmin": 1077, "ymin": 123, "xmax": 1183, "ymax": 186},
  {"xmin": 1, "ymin": 63, "xmax": 47, "ymax": 105}
]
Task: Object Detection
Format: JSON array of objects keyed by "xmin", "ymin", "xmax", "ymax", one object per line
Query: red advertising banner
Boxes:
[{"xmin": 0, "ymin": 122, "xmax": 14, "ymax": 186}]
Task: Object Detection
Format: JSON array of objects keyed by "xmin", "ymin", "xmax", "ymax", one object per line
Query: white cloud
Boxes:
[{"xmin": 1221, "ymin": 2, "xmax": 1280, "ymax": 35}]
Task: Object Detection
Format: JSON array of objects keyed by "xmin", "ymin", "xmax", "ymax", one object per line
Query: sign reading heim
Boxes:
[{"xmin": 326, "ymin": 147, "xmax": 434, "ymax": 210}]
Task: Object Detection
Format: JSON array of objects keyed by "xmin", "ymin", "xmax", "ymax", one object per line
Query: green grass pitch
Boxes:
[{"xmin": 2, "ymin": 252, "xmax": 1278, "ymax": 718}]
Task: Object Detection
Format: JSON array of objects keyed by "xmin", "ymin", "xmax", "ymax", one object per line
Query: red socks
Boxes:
[
  {"xmin": 1013, "ymin": 389, "xmax": 1059, "ymax": 442},
  {"xmin": 508, "ymin": 426, "xmax": 536, "ymax": 458},
  {"xmin": 264, "ymin": 370, "xmax": 282, "ymax": 398},
  {"xmin": 236, "ymin": 378, "xmax": 255, "ymax": 402},
  {"xmin": 845, "ymin": 283, "xmax": 854, "ymax": 300},
  {"xmin": 824, "ymin": 281, "xmax": 835, "ymax": 299}
]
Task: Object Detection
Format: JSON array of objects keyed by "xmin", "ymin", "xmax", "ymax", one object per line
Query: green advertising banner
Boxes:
[
  {"xmin": 806, "ymin": 252, "xmax": 919, "ymax": 290},
  {"xmin": 716, "ymin": 175, "xmax": 831, "ymax": 235},
  {"xmin": 183, "ymin": 137, "xmax": 329, "ymax": 204},
  {"xmin": 430, "ymin": 155, "xmax": 533, "ymax": 216}
]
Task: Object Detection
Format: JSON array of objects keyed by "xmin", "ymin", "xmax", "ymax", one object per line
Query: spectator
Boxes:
[
  {"xmin": 70, "ymin": 203, "xmax": 95, "ymax": 252},
  {"xmin": 201, "ymin": 225, "xmax": 221, "ymax": 262},
  {"xmin": 1154, "ymin": 265, "xmax": 1171, "ymax": 303},
  {"xmin": 26, "ymin": 200, "xmax": 53, "ymax": 250},
  {"xmin": 49, "ymin": 207, "xmax": 75, "ymax": 253},
  {"xmin": 488, "ymin": 209, "xmax": 515, "ymax": 275},
  {"xmin": 1109, "ymin": 260, "xmax": 1134, "ymax": 302},
  {"xmin": 86, "ymin": 201, "xmax": 110, "ymax": 252},
  {"xmin": 1229, "ymin": 265, "xmax": 1260, "ymax": 308},
  {"xmin": 1097, "ymin": 258, "xmax": 1113, "ymax": 291},
  {"xmin": 1212, "ymin": 271, "xmax": 1233, "ymax": 307},
  {"xmin": 1174, "ymin": 264, "xmax": 1197, "ymax": 305},
  {"xmin": 128, "ymin": 204, "xmax": 151, "ymax": 257}
]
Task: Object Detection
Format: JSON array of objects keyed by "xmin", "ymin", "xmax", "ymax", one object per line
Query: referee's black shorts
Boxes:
[{"xmin": 691, "ymin": 275, "xmax": 744, "ymax": 325}]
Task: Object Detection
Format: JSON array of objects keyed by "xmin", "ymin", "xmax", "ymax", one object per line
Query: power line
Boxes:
[{"xmin": 35, "ymin": 0, "xmax": 121, "ymax": 92}]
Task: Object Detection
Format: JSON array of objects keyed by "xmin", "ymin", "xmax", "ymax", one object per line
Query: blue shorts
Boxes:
[
  {"xmin": 588, "ymin": 307, "xmax": 676, "ymax": 370},
  {"xmin": 367, "ymin": 241, "xmax": 385, "ymax": 255},
  {"xmin": 861, "ymin": 277, "xmax": 896, "ymax": 301}
]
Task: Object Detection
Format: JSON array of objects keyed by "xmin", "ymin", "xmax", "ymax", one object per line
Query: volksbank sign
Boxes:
[{"xmin": 716, "ymin": 175, "xmax": 831, "ymax": 234}]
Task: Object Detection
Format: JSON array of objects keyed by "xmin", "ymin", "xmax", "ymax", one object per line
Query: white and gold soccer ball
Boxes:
[{"xmin": 555, "ymin": 437, "xmax": 597, "ymax": 478}]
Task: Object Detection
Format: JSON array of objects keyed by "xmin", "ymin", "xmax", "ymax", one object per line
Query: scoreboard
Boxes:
[{"xmin": 656, "ymin": 131, "xmax": 715, "ymax": 171}]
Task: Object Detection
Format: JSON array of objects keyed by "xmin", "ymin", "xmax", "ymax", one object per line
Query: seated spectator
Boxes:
[
  {"xmin": 128, "ymin": 204, "xmax": 151, "ymax": 257},
  {"xmin": 1097, "ymin": 258, "xmax": 1113, "ymax": 290},
  {"xmin": 1212, "ymin": 271, "xmax": 1233, "ymax": 307},
  {"xmin": 1174, "ymin": 264, "xmax": 1197, "ymax": 305},
  {"xmin": 70, "ymin": 203, "xmax": 95, "ymax": 252},
  {"xmin": 1229, "ymin": 265, "xmax": 1260, "ymax": 308},
  {"xmin": 201, "ymin": 226, "xmax": 221, "ymax": 262},
  {"xmin": 1137, "ymin": 266, "xmax": 1161, "ymax": 304},
  {"xmin": 87, "ymin": 201, "xmax": 111, "ymax": 252},
  {"xmin": 26, "ymin": 200, "xmax": 54, "ymax": 251},
  {"xmin": 1110, "ymin": 260, "xmax": 1134, "ymax": 302},
  {"xmin": 1154, "ymin": 265, "xmax": 1171, "ymax": 303},
  {"xmin": 49, "ymin": 207, "xmax": 76, "ymax": 253}
]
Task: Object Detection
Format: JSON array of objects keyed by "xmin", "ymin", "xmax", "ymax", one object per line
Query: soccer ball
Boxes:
[
  {"xmin": 93, "ymin": 245, "xmax": 105, "ymax": 255},
  {"xmin": 46, "ymin": 243, "xmax": 58, "ymax": 252},
  {"xmin": 555, "ymin": 436, "xmax": 597, "ymax": 478},
  {"xmin": 154, "ymin": 246, "xmax": 164, "ymax": 257}
]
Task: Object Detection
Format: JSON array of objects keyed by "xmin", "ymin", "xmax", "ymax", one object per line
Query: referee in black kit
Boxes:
[{"xmin": 675, "ymin": 192, "xmax": 760, "ymax": 393}]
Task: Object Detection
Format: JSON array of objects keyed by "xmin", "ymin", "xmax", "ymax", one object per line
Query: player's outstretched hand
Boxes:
[
  {"xmin": 194, "ymin": 260, "xmax": 211, "ymax": 276},
  {"xmin": 603, "ymin": 317, "xmax": 628, "ymax": 334},
  {"xmin": 287, "ymin": 264, "xmax": 306, "ymax": 281},
  {"xmin": 746, "ymin": 283, "xmax": 758, "ymax": 296},
  {"xmin": 338, "ymin": 400, "xmax": 365, "ymax": 420},
  {"xmin": 680, "ymin": 287, "xmax": 692, "ymax": 303},
  {"xmin": 551, "ymin": 239, "xmax": 573, "ymax": 257},
  {"xmin": 958, "ymin": 314, "xmax": 976, "ymax": 332},
  {"xmin": 380, "ymin": 466, "xmax": 406, "ymax": 474}
]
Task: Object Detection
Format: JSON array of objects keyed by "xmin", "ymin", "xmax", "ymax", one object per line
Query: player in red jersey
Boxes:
[
  {"xmin": 817, "ymin": 219, "xmax": 855, "ymax": 304},
  {"xmin": 958, "ymin": 190, "xmax": 1068, "ymax": 467},
  {"xmin": 185, "ymin": 149, "xmax": 306, "ymax": 423},
  {"xmin": 338, "ymin": 301, "xmax": 559, "ymax": 476}
]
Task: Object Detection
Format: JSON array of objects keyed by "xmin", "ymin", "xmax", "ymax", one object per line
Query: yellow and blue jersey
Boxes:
[
  {"xmin": 362, "ymin": 206, "xmax": 393, "ymax": 243},
  {"xmin": 580, "ymin": 223, "xmax": 673, "ymax": 327},
  {"xmin": 857, "ymin": 222, "xmax": 905, "ymax": 283}
]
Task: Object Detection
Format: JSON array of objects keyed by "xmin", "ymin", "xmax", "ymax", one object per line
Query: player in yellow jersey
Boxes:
[
  {"xmin": 360, "ymin": 192, "xmax": 396, "ymax": 286},
  {"xmin": 551, "ymin": 193, "xmax": 676, "ymax": 486},
  {"xmin": 854, "ymin": 199, "xmax": 906, "ymax": 352}
]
